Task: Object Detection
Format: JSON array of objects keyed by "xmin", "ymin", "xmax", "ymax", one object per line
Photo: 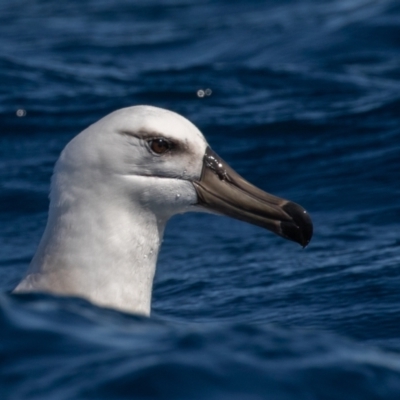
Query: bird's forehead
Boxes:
[
  {"xmin": 139, "ymin": 109, "xmax": 204, "ymax": 142},
  {"xmin": 112, "ymin": 106, "xmax": 207, "ymax": 145}
]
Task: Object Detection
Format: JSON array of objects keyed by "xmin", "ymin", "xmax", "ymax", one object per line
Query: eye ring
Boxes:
[{"xmin": 147, "ymin": 138, "xmax": 172, "ymax": 155}]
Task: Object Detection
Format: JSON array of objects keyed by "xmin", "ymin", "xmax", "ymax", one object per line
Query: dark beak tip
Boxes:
[{"xmin": 281, "ymin": 202, "xmax": 313, "ymax": 248}]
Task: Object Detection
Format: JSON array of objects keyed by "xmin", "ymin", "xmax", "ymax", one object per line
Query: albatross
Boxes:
[{"xmin": 14, "ymin": 106, "xmax": 313, "ymax": 315}]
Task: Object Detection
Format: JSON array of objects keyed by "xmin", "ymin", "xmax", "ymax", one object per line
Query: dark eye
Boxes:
[{"xmin": 148, "ymin": 138, "xmax": 172, "ymax": 155}]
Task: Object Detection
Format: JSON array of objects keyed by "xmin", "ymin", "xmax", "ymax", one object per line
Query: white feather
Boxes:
[{"xmin": 15, "ymin": 106, "xmax": 208, "ymax": 315}]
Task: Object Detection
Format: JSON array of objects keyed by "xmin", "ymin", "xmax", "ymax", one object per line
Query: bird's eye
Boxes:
[{"xmin": 148, "ymin": 138, "xmax": 172, "ymax": 155}]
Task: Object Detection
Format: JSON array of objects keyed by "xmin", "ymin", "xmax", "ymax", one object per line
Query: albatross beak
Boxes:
[{"xmin": 192, "ymin": 147, "xmax": 313, "ymax": 247}]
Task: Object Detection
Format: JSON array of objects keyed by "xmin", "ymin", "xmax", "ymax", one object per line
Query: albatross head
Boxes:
[{"xmin": 15, "ymin": 105, "xmax": 312, "ymax": 315}]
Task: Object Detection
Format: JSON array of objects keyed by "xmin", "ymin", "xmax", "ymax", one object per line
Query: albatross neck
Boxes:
[{"xmin": 16, "ymin": 180, "xmax": 166, "ymax": 316}]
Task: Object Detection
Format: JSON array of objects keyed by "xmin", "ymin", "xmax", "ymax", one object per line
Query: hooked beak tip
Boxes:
[{"xmin": 281, "ymin": 202, "xmax": 313, "ymax": 247}]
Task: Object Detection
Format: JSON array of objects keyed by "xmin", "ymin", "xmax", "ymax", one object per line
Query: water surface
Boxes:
[{"xmin": 1, "ymin": 1, "xmax": 400, "ymax": 398}]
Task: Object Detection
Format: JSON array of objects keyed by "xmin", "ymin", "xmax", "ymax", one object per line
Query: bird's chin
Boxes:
[{"xmin": 191, "ymin": 147, "xmax": 313, "ymax": 247}]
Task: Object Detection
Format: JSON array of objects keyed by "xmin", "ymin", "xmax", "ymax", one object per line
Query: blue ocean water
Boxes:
[{"xmin": 1, "ymin": 0, "xmax": 400, "ymax": 398}]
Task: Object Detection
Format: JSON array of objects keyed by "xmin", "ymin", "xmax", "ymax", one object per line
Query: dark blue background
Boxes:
[{"xmin": 1, "ymin": 1, "xmax": 400, "ymax": 399}]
